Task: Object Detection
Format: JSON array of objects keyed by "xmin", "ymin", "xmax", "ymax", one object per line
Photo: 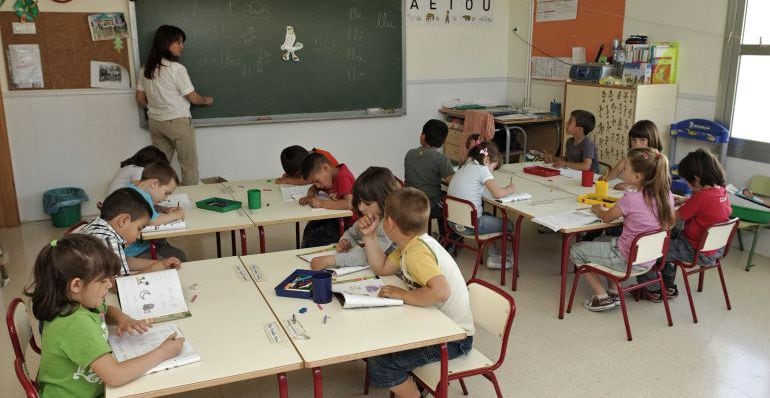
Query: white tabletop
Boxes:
[
  {"xmin": 226, "ymin": 179, "xmax": 353, "ymax": 226},
  {"xmin": 239, "ymin": 249, "xmax": 467, "ymax": 368},
  {"xmin": 106, "ymin": 257, "xmax": 302, "ymax": 398},
  {"xmin": 141, "ymin": 183, "xmax": 254, "ymax": 239}
]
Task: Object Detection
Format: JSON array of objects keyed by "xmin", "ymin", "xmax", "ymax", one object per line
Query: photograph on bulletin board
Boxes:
[{"xmin": 531, "ymin": 0, "xmax": 625, "ymax": 80}]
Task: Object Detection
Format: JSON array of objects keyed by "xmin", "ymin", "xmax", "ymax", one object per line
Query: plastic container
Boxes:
[
  {"xmin": 523, "ymin": 166, "xmax": 560, "ymax": 177},
  {"xmin": 195, "ymin": 197, "xmax": 242, "ymax": 213},
  {"xmin": 43, "ymin": 187, "xmax": 89, "ymax": 228}
]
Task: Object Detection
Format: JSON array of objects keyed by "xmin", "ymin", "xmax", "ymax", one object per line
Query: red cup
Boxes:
[{"xmin": 581, "ymin": 170, "xmax": 594, "ymax": 187}]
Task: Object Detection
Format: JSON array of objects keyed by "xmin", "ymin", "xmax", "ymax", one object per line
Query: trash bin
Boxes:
[{"xmin": 43, "ymin": 187, "xmax": 89, "ymax": 228}]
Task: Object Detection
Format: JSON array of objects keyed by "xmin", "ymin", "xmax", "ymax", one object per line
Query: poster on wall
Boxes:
[
  {"xmin": 536, "ymin": 0, "xmax": 578, "ymax": 22},
  {"xmin": 406, "ymin": 0, "xmax": 495, "ymax": 25}
]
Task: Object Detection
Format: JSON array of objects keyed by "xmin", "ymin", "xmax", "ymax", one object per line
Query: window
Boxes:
[{"xmin": 718, "ymin": 0, "xmax": 770, "ymax": 161}]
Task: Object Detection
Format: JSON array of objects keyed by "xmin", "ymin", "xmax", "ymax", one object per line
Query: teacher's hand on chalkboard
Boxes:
[{"xmin": 185, "ymin": 91, "xmax": 214, "ymax": 107}]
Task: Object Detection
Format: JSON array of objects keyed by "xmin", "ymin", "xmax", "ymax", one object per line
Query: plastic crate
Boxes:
[{"xmin": 670, "ymin": 119, "xmax": 729, "ymax": 143}]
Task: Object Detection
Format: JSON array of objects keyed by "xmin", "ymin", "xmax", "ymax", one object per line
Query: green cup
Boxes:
[{"xmin": 247, "ymin": 189, "xmax": 262, "ymax": 209}]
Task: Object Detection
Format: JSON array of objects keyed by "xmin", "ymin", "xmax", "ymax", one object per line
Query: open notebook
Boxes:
[
  {"xmin": 115, "ymin": 269, "xmax": 191, "ymax": 322},
  {"xmin": 332, "ymin": 276, "xmax": 403, "ymax": 309},
  {"xmin": 532, "ymin": 209, "xmax": 601, "ymax": 232},
  {"xmin": 142, "ymin": 219, "xmax": 187, "ymax": 233},
  {"xmin": 109, "ymin": 323, "xmax": 200, "ymax": 374},
  {"xmin": 280, "ymin": 184, "xmax": 312, "ymax": 201},
  {"xmin": 485, "ymin": 192, "xmax": 532, "ymax": 203}
]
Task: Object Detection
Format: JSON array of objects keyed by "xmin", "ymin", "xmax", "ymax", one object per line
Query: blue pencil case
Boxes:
[{"xmin": 275, "ymin": 269, "xmax": 324, "ymax": 299}]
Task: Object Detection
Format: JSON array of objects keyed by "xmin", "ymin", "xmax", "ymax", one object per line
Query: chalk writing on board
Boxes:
[
  {"xmin": 244, "ymin": 0, "xmax": 270, "ymax": 20},
  {"xmin": 377, "ymin": 12, "xmax": 395, "ymax": 28},
  {"xmin": 313, "ymin": 36, "xmax": 336, "ymax": 52},
  {"xmin": 192, "ymin": 0, "xmax": 235, "ymax": 17}
]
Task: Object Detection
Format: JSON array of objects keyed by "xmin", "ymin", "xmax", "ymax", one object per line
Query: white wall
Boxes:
[{"xmin": 1, "ymin": 0, "xmax": 514, "ymax": 221}]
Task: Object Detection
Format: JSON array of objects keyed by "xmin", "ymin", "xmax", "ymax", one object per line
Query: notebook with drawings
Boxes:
[
  {"xmin": 115, "ymin": 269, "xmax": 191, "ymax": 322},
  {"xmin": 332, "ymin": 276, "xmax": 403, "ymax": 309},
  {"xmin": 109, "ymin": 323, "xmax": 200, "ymax": 374}
]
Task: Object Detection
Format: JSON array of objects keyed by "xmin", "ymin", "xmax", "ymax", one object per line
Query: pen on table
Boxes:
[
  {"xmin": 191, "ymin": 294, "xmax": 198, "ymax": 303},
  {"xmin": 292, "ymin": 313, "xmax": 297, "ymax": 323},
  {"xmin": 334, "ymin": 275, "xmax": 378, "ymax": 284},
  {"xmin": 323, "ymin": 315, "xmax": 328, "ymax": 324}
]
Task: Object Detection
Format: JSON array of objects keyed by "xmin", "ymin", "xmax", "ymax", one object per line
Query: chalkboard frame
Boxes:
[{"xmin": 128, "ymin": 1, "xmax": 406, "ymax": 128}]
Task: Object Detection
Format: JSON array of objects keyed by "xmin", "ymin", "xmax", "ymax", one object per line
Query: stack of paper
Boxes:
[
  {"xmin": 491, "ymin": 193, "xmax": 532, "ymax": 203},
  {"xmin": 532, "ymin": 209, "xmax": 600, "ymax": 232},
  {"xmin": 109, "ymin": 323, "xmax": 200, "ymax": 374}
]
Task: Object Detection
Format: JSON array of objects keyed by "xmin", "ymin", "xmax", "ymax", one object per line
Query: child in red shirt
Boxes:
[
  {"xmin": 640, "ymin": 149, "xmax": 731, "ymax": 302},
  {"xmin": 298, "ymin": 152, "xmax": 356, "ymax": 247}
]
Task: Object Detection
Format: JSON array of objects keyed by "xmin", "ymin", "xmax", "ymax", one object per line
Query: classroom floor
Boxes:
[{"xmin": 1, "ymin": 219, "xmax": 769, "ymax": 398}]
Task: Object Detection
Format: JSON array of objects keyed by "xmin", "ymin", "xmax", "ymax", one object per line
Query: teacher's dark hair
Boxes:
[{"xmin": 143, "ymin": 25, "xmax": 186, "ymax": 80}]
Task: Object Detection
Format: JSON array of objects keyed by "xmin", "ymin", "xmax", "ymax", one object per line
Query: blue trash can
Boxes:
[{"xmin": 43, "ymin": 187, "xmax": 89, "ymax": 228}]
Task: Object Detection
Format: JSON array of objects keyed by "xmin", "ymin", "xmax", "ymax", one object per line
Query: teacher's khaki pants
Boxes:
[{"xmin": 148, "ymin": 117, "xmax": 199, "ymax": 186}]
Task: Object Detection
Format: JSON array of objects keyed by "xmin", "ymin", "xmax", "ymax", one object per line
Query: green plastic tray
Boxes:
[{"xmin": 195, "ymin": 197, "xmax": 242, "ymax": 213}]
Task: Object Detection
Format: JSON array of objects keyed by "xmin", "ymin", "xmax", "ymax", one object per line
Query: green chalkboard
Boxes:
[{"xmin": 131, "ymin": 0, "xmax": 403, "ymax": 125}]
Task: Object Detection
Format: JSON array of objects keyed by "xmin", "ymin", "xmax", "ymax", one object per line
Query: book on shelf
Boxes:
[
  {"xmin": 142, "ymin": 219, "xmax": 186, "ymax": 233},
  {"xmin": 109, "ymin": 323, "xmax": 200, "ymax": 375},
  {"xmin": 622, "ymin": 62, "xmax": 652, "ymax": 85},
  {"xmin": 115, "ymin": 269, "xmax": 191, "ymax": 322},
  {"xmin": 531, "ymin": 209, "xmax": 601, "ymax": 232},
  {"xmin": 651, "ymin": 42, "xmax": 678, "ymax": 84},
  {"xmin": 332, "ymin": 275, "xmax": 403, "ymax": 309}
]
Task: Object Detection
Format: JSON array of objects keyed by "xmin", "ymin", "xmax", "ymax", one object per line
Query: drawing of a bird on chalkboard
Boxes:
[{"xmin": 280, "ymin": 26, "xmax": 303, "ymax": 62}]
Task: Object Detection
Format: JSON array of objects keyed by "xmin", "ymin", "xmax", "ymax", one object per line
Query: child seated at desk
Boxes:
[
  {"xmin": 79, "ymin": 188, "xmax": 181, "ymax": 275},
  {"xmin": 107, "ymin": 145, "xmax": 169, "ymax": 197},
  {"xmin": 275, "ymin": 145, "xmax": 339, "ymax": 185},
  {"xmin": 27, "ymin": 235, "xmax": 184, "ymax": 398},
  {"xmin": 404, "ymin": 119, "xmax": 456, "ymax": 242},
  {"xmin": 125, "ymin": 162, "xmax": 187, "ymax": 262},
  {"xmin": 570, "ymin": 148, "xmax": 675, "ymax": 311},
  {"xmin": 298, "ymin": 152, "xmax": 356, "ymax": 248},
  {"xmin": 603, "ymin": 120, "xmax": 662, "ymax": 190},
  {"xmin": 310, "ymin": 166, "xmax": 398, "ymax": 270},
  {"xmin": 359, "ymin": 188, "xmax": 474, "ymax": 398},
  {"xmin": 545, "ymin": 109, "xmax": 599, "ymax": 173}
]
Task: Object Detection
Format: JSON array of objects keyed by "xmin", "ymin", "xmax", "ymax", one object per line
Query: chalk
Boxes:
[{"xmin": 257, "ymin": 116, "xmax": 272, "ymax": 121}]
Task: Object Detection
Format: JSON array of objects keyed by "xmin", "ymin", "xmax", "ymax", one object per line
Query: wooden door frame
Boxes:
[{"xmin": 0, "ymin": 89, "xmax": 20, "ymax": 227}]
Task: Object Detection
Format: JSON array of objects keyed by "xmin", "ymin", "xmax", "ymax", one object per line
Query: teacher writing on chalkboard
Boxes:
[{"xmin": 136, "ymin": 25, "xmax": 213, "ymax": 186}]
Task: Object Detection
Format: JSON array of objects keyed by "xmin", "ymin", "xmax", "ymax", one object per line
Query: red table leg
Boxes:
[
  {"xmin": 559, "ymin": 233, "xmax": 576, "ymax": 319},
  {"xmin": 500, "ymin": 211, "xmax": 508, "ymax": 286},
  {"xmin": 512, "ymin": 215, "xmax": 523, "ymax": 291},
  {"xmin": 295, "ymin": 222, "xmax": 301, "ymax": 249},
  {"xmin": 313, "ymin": 367, "xmax": 323, "ymax": 398},
  {"xmin": 149, "ymin": 241, "xmax": 158, "ymax": 260},
  {"xmin": 215, "ymin": 232, "xmax": 222, "ymax": 258},
  {"xmin": 259, "ymin": 226, "xmax": 266, "ymax": 253},
  {"xmin": 240, "ymin": 229, "xmax": 247, "ymax": 255},
  {"xmin": 438, "ymin": 343, "xmax": 449, "ymax": 398},
  {"xmin": 277, "ymin": 373, "xmax": 288, "ymax": 398}
]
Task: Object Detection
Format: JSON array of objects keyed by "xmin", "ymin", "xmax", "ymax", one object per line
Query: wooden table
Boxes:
[
  {"xmin": 487, "ymin": 164, "xmax": 623, "ymax": 319},
  {"xmin": 439, "ymin": 107, "xmax": 563, "ymax": 163},
  {"xmin": 226, "ymin": 179, "xmax": 352, "ymax": 253},
  {"xmin": 240, "ymin": 249, "xmax": 467, "ymax": 398},
  {"xmin": 142, "ymin": 183, "xmax": 254, "ymax": 258},
  {"xmin": 106, "ymin": 257, "xmax": 302, "ymax": 398}
]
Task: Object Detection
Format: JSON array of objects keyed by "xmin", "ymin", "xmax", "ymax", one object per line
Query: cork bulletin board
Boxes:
[{"xmin": 0, "ymin": 12, "xmax": 130, "ymax": 90}]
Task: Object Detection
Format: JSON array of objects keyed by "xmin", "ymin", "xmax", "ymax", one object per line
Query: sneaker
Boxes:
[
  {"xmin": 608, "ymin": 291, "xmax": 620, "ymax": 305},
  {"xmin": 665, "ymin": 285, "xmax": 679, "ymax": 300},
  {"xmin": 583, "ymin": 295, "xmax": 616, "ymax": 312},
  {"xmin": 486, "ymin": 254, "xmax": 513, "ymax": 270}
]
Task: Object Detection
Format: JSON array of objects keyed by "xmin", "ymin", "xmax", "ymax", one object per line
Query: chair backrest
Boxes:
[
  {"xmin": 749, "ymin": 175, "xmax": 770, "ymax": 197},
  {"xmin": 6, "ymin": 297, "xmax": 40, "ymax": 362},
  {"xmin": 64, "ymin": 220, "xmax": 87, "ymax": 235},
  {"xmin": 445, "ymin": 196, "xmax": 477, "ymax": 230},
  {"xmin": 14, "ymin": 357, "xmax": 40, "ymax": 398},
  {"xmin": 699, "ymin": 218, "xmax": 740, "ymax": 254},
  {"xmin": 467, "ymin": 279, "xmax": 515, "ymax": 371},
  {"xmin": 630, "ymin": 229, "xmax": 670, "ymax": 266}
]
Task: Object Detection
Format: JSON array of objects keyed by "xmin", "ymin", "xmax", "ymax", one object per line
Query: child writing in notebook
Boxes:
[
  {"xmin": 544, "ymin": 109, "xmax": 599, "ymax": 173},
  {"xmin": 447, "ymin": 142, "xmax": 516, "ymax": 269},
  {"xmin": 602, "ymin": 120, "xmax": 662, "ymax": 190},
  {"xmin": 275, "ymin": 145, "xmax": 339, "ymax": 185},
  {"xmin": 107, "ymin": 146, "xmax": 169, "ymax": 196},
  {"xmin": 310, "ymin": 166, "xmax": 398, "ymax": 270},
  {"xmin": 360, "ymin": 188, "xmax": 474, "ymax": 398},
  {"xmin": 27, "ymin": 235, "xmax": 184, "ymax": 397},
  {"xmin": 570, "ymin": 148, "xmax": 675, "ymax": 311},
  {"xmin": 298, "ymin": 152, "xmax": 356, "ymax": 247},
  {"xmin": 637, "ymin": 149, "xmax": 732, "ymax": 302}
]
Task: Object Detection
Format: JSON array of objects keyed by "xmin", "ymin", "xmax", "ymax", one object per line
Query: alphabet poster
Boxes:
[{"xmin": 406, "ymin": 0, "xmax": 495, "ymax": 25}]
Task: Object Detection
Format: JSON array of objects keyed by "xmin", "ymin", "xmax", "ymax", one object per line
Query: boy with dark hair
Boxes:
[
  {"xmin": 78, "ymin": 188, "xmax": 180, "ymax": 275},
  {"xmin": 276, "ymin": 145, "xmax": 340, "ymax": 185},
  {"xmin": 298, "ymin": 153, "xmax": 356, "ymax": 247},
  {"xmin": 124, "ymin": 162, "xmax": 187, "ymax": 261},
  {"xmin": 546, "ymin": 109, "xmax": 599, "ymax": 173},
  {"xmin": 404, "ymin": 119, "xmax": 455, "ymax": 243},
  {"xmin": 359, "ymin": 188, "xmax": 474, "ymax": 398}
]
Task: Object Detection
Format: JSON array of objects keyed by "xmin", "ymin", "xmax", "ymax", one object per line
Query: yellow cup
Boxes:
[{"xmin": 595, "ymin": 180, "xmax": 609, "ymax": 197}]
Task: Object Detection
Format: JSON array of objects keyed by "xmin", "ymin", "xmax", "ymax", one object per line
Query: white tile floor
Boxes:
[{"xmin": 2, "ymin": 220, "xmax": 769, "ymax": 398}]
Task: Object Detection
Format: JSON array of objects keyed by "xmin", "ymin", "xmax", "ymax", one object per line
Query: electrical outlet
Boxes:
[{"xmin": 12, "ymin": 22, "xmax": 36, "ymax": 34}]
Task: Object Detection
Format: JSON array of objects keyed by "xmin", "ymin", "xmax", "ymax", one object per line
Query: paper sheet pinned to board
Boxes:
[{"xmin": 8, "ymin": 44, "xmax": 43, "ymax": 88}]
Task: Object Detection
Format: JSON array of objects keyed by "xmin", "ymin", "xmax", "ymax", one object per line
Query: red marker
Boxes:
[{"xmin": 191, "ymin": 294, "xmax": 198, "ymax": 303}]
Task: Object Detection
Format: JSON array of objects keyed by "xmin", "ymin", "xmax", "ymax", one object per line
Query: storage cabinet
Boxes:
[{"xmin": 562, "ymin": 82, "xmax": 678, "ymax": 166}]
